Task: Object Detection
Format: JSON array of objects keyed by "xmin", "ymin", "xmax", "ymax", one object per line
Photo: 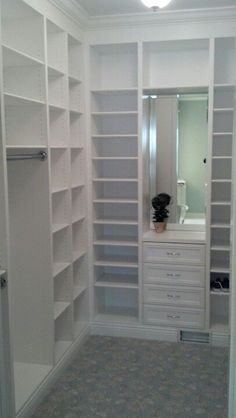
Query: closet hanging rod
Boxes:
[{"xmin": 7, "ymin": 151, "xmax": 47, "ymax": 162}]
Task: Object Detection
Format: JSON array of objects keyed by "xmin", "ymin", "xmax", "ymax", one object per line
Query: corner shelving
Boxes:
[{"xmin": 209, "ymin": 37, "xmax": 235, "ymax": 333}]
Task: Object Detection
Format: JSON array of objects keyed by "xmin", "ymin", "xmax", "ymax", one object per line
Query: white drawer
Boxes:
[
  {"xmin": 143, "ymin": 285, "xmax": 204, "ymax": 309},
  {"xmin": 143, "ymin": 243, "xmax": 205, "ymax": 265},
  {"xmin": 143, "ymin": 305, "xmax": 204, "ymax": 329},
  {"xmin": 143, "ymin": 264, "xmax": 205, "ymax": 287}
]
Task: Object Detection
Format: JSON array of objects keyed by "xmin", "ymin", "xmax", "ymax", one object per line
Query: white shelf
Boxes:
[
  {"xmin": 213, "ymin": 132, "xmax": 233, "ymax": 136},
  {"xmin": 69, "ymin": 75, "xmax": 82, "ymax": 84},
  {"xmin": 213, "ymin": 108, "xmax": 234, "ymax": 113},
  {"xmin": 53, "ymin": 262, "xmax": 70, "ymax": 278},
  {"xmin": 47, "ymin": 65, "xmax": 65, "ymax": 77},
  {"xmin": 52, "ymin": 223, "xmax": 69, "ymax": 234},
  {"xmin": 210, "ymin": 267, "xmax": 230, "ymax": 273},
  {"xmin": 94, "ymin": 260, "xmax": 138, "ymax": 268},
  {"xmin": 73, "ymin": 285, "xmax": 86, "ymax": 301},
  {"xmin": 210, "ymin": 291, "xmax": 230, "ymax": 296},
  {"xmin": 73, "ymin": 250, "xmax": 86, "ymax": 263},
  {"xmin": 51, "ymin": 186, "xmax": 68, "ymax": 195},
  {"xmin": 94, "ymin": 240, "xmax": 138, "ymax": 247},
  {"xmin": 54, "ymin": 301, "xmax": 70, "ymax": 320},
  {"xmin": 94, "ymin": 281, "xmax": 138, "ymax": 290},
  {"xmin": 211, "ymin": 179, "xmax": 232, "ymax": 183},
  {"xmin": 94, "ymin": 219, "xmax": 138, "ymax": 226},
  {"xmin": 93, "ymin": 198, "xmax": 138, "ymax": 204},
  {"xmin": 92, "ymin": 134, "xmax": 138, "ymax": 139},
  {"xmin": 214, "ymin": 83, "xmax": 234, "ymax": 88},
  {"xmin": 6, "ymin": 145, "xmax": 47, "ymax": 150},
  {"xmin": 92, "ymin": 157, "xmax": 138, "ymax": 160},
  {"xmin": 72, "ymin": 215, "xmax": 85, "ymax": 225},
  {"xmin": 92, "ymin": 111, "xmax": 138, "ymax": 116},
  {"xmin": 211, "ymin": 201, "xmax": 231, "ymax": 206},
  {"xmin": 93, "ymin": 178, "xmax": 138, "ymax": 183},
  {"xmin": 212, "ymin": 156, "xmax": 232, "ymax": 160},
  {"xmin": 4, "ymin": 92, "xmax": 45, "ymax": 106},
  {"xmin": 91, "ymin": 88, "xmax": 138, "ymax": 93},
  {"xmin": 2, "ymin": 44, "xmax": 44, "ymax": 66},
  {"xmin": 211, "ymin": 224, "xmax": 230, "ymax": 229},
  {"xmin": 211, "ymin": 245, "xmax": 230, "ymax": 251}
]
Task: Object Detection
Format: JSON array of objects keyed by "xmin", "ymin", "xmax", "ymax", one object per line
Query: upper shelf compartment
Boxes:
[
  {"xmin": 214, "ymin": 38, "xmax": 236, "ymax": 85},
  {"xmin": 68, "ymin": 35, "xmax": 82, "ymax": 81},
  {"xmin": 90, "ymin": 43, "xmax": 138, "ymax": 90},
  {"xmin": 143, "ymin": 39, "xmax": 209, "ymax": 89},
  {"xmin": 1, "ymin": 0, "xmax": 44, "ymax": 61},
  {"xmin": 47, "ymin": 20, "xmax": 67, "ymax": 74}
]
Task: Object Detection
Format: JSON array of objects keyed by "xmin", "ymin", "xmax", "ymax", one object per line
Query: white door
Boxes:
[{"xmin": 0, "ymin": 106, "xmax": 15, "ymax": 416}]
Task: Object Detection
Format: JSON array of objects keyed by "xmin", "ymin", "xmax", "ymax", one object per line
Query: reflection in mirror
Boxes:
[{"xmin": 144, "ymin": 92, "xmax": 208, "ymax": 226}]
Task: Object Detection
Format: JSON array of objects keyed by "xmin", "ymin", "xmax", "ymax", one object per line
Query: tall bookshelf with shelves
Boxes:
[
  {"xmin": 0, "ymin": 1, "xmax": 88, "ymax": 413},
  {"xmin": 209, "ymin": 37, "xmax": 235, "ymax": 333},
  {"xmin": 90, "ymin": 43, "xmax": 139, "ymax": 324}
]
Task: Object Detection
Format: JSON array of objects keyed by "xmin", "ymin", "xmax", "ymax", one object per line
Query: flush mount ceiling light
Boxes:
[{"xmin": 140, "ymin": 0, "xmax": 173, "ymax": 10}]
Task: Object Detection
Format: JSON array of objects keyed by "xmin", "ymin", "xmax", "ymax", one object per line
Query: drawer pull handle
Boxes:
[
  {"xmin": 167, "ymin": 294, "xmax": 180, "ymax": 299},
  {"xmin": 166, "ymin": 252, "xmax": 181, "ymax": 256},
  {"xmin": 167, "ymin": 314, "xmax": 180, "ymax": 319},
  {"xmin": 166, "ymin": 273, "xmax": 181, "ymax": 278}
]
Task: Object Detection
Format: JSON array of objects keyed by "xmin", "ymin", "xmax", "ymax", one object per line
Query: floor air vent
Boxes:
[{"xmin": 180, "ymin": 331, "xmax": 210, "ymax": 344}]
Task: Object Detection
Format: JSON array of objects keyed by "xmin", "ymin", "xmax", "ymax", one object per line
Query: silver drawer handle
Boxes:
[
  {"xmin": 166, "ymin": 273, "xmax": 181, "ymax": 278},
  {"xmin": 166, "ymin": 252, "xmax": 181, "ymax": 256},
  {"xmin": 167, "ymin": 314, "xmax": 180, "ymax": 319},
  {"xmin": 167, "ymin": 294, "xmax": 181, "ymax": 299}
]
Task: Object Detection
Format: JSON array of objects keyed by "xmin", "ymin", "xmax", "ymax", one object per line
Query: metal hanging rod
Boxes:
[{"xmin": 7, "ymin": 151, "xmax": 47, "ymax": 162}]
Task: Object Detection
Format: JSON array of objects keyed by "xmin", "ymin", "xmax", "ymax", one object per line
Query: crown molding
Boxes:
[
  {"xmin": 48, "ymin": 1, "xmax": 236, "ymax": 31},
  {"xmin": 87, "ymin": 6, "xmax": 236, "ymax": 30},
  {"xmin": 48, "ymin": 0, "xmax": 89, "ymax": 28}
]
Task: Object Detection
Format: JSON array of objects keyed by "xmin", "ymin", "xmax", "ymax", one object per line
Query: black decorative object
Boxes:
[{"xmin": 152, "ymin": 193, "xmax": 171, "ymax": 232}]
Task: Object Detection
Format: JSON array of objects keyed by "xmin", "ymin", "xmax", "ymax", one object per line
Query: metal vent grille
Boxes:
[{"xmin": 180, "ymin": 331, "xmax": 210, "ymax": 344}]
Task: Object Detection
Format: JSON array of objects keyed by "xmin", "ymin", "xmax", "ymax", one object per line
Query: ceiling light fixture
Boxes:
[{"xmin": 140, "ymin": 0, "xmax": 173, "ymax": 11}]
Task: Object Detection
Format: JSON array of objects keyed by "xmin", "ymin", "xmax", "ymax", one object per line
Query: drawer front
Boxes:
[
  {"xmin": 143, "ymin": 305, "xmax": 204, "ymax": 329},
  {"xmin": 143, "ymin": 285, "xmax": 204, "ymax": 309},
  {"xmin": 143, "ymin": 264, "xmax": 205, "ymax": 287},
  {"xmin": 143, "ymin": 243, "xmax": 205, "ymax": 265}
]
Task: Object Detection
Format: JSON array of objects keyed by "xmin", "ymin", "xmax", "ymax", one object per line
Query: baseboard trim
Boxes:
[
  {"xmin": 17, "ymin": 326, "xmax": 90, "ymax": 418},
  {"xmin": 90, "ymin": 322, "xmax": 230, "ymax": 347},
  {"xmin": 90, "ymin": 322, "xmax": 179, "ymax": 342},
  {"xmin": 211, "ymin": 331, "xmax": 230, "ymax": 347}
]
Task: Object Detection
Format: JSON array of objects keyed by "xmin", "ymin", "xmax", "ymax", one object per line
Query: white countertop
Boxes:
[{"xmin": 143, "ymin": 229, "xmax": 206, "ymax": 244}]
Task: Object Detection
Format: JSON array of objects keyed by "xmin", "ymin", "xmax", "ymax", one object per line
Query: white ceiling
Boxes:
[{"xmin": 76, "ymin": 0, "xmax": 236, "ymax": 17}]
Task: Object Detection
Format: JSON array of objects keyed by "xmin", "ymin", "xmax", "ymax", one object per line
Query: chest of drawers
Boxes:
[{"xmin": 143, "ymin": 241, "xmax": 205, "ymax": 329}]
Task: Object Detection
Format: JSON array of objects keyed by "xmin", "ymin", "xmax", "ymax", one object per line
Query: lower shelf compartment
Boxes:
[
  {"xmin": 94, "ymin": 287, "xmax": 139, "ymax": 323},
  {"xmin": 14, "ymin": 362, "xmax": 52, "ymax": 413},
  {"xmin": 94, "ymin": 308, "xmax": 139, "ymax": 324}
]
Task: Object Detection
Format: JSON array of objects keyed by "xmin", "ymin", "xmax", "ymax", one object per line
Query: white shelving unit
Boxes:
[
  {"xmin": 90, "ymin": 43, "xmax": 139, "ymax": 323},
  {"xmin": 209, "ymin": 38, "xmax": 235, "ymax": 332},
  {"xmin": 0, "ymin": 1, "xmax": 88, "ymax": 414}
]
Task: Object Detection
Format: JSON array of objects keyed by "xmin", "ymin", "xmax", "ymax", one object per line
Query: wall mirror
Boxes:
[{"xmin": 143, "ymin": 90, "xmax": 208, "ymax": 228}]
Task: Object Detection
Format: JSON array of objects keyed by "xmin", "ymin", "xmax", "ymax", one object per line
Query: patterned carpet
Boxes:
[{"xmin": 32, "ymin": 336, "xmax": 229, "ymax": 418}]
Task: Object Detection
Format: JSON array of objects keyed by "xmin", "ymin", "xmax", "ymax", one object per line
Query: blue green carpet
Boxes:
[{"xmin": 32, "ymin": 336, "xmax": 228, "ymax": 418}]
